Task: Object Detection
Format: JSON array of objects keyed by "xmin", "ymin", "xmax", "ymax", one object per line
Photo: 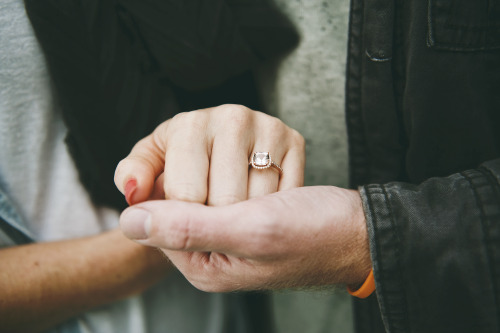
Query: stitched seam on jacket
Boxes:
[
  {"xmin": 345, "ymin": 0, "xmax": 368, "ymax": 188},
  {"xmin": 360, "ymin": 184, "xmax": 386, "ymax": 332},
  {"xmin": 461, "ymin": 169, "xmax": 500, "ymax": 331},
  {"xmin": 365, "ymin": 185, "xmax": 393, "ymax": 332},
  {"xmin": 381, "ymin": 184, "xmax": 410, "ymax": 332},
  {"xmin": 366, "ymin": 184, "xmax": 410, "ymax": 333}
]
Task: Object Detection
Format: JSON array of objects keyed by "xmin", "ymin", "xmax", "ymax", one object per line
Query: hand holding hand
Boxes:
[{"xmin": 119, "ymin": 186, "xmax": 371, "ymax": 292}]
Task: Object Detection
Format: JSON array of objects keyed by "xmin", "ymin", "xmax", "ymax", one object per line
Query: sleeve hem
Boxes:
[{"xmin": 359, "ymin": 184, "xmax": 410, "ymax": 332}]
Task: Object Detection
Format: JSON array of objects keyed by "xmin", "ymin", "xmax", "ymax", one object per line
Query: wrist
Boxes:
[
  {"xmin": 344, "ymin": 189, "xmax": 374, "ymax": 297},
  {"xmin": 343, "ymin": 189, "xmax": 372, "ymax": 287},
  {"xmin": 87, "ymin": 230, "xmax": 171, "ymax": 299}
]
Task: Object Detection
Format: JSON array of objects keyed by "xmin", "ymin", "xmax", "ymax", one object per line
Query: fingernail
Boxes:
[
  {"xmin": 120, "ymin": 208, "xmax": 151, "ymax": 240},
  {"xmin": 124, "ymin": 178, "xmax": 137, "ymax": 205}
]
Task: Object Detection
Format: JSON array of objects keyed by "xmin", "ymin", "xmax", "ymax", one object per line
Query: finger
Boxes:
[
  {"xmin": 148, "ymin": 173, "xmax": 166, "ymax": 200},
  {"xmin": 277, "ymin": 132, "xmax": 306, "ymax": 191},
  {"xmin": 163, "ymin": 113, "xmax": 210, "ymax": 204},
  {"xmin": 247, "ymin": 116, "xmax": 289, "ymax": 199},
  {"xmin": 119, "ymin": 200, "xmax": 267, "ymax": 258},
  {"xmin": 114, "ymin": 123, "xmax": 169, "ymax": 205},
  {"xmin": 206, "ymin": 131, "xmax": 249, "ymax": 206},
  {"xmin": 247, "ymin": 152, "xmax": 282, "ymax": 199}
]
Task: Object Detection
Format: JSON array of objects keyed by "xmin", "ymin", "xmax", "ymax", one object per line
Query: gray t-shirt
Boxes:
[{"xmin": 0, "ymin": 1, "xmax": 234, "ymax": 332}]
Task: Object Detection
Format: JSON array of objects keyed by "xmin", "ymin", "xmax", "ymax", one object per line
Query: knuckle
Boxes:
[
  {"xmin": 268, "ymin": 116, "xmax": 285, "ymax": 132},
  {"xmin": 129, "ymin": 154, "xmax": 158, "ymax": 178},
  {"xmin": 164, "ymin": 184, "xmax": 206, "ymax": 204},
  {"xmin": 165, "ymin": 216, "xmax": 192, "ymax": 251},
  {"xmin": 215, "ymin": 104, "xmax": 253, "ymax": 128},
  {"xmin": 207, "ymin": 194, "xmax": 241, "ymax": 207},
  {"xmin": 290, "ymin": 129, "xmax": 306, "ymax": 149},
  {"xmin": 260, "ymin": 115, "xmax": 287, "ymax": 139},
  {"xmin": 169, "ymin": 111, "xmax": 209, "ymax": 136},
  {"xmin": 217, "ymin": 103, "xmax": 250, "ymax": 114},
  {"xmin": 136, "ymin": 135, "xmax": 164, "ymax": 161},
  {"xmin": 150, "ymin": 122, "xmax": 170, "ymax": 151}
]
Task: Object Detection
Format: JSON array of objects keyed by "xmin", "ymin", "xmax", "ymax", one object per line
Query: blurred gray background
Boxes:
[{"xmin": 254, "ymin": 0, "xmax": 354, "ymax": 332}]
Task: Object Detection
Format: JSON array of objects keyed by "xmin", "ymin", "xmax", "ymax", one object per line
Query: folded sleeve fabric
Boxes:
[{"xmin": 360, "ymin": 159, "xmax": 500, "ymax": 332}]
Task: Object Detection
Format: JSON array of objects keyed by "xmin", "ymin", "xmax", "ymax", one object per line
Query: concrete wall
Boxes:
[{"xmin": 255, "ymin": 0, "xmax": 354, "ymax": 332}]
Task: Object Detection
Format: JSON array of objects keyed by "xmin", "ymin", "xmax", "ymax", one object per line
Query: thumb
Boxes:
[{"xmin": 119, "ymin": 199, "xmax": 264, "ymax": 257}]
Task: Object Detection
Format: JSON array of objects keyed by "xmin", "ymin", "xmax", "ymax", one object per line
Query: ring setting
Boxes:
[{"xmin": 249, "ymin": 152, "xmax": 283, "ymax": 174}]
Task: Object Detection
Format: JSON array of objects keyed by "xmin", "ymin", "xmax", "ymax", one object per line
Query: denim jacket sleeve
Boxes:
[
  {"xmin": 0, "ymin": 186, "xmax": 34, "ymax": 248},
  {"xmin": 360, "ymin": 158, "xmax": 500, "ymax": 333}
]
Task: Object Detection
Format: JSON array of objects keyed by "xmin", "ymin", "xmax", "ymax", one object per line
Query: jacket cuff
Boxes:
[
  {"xmin": 359, "ymin": 184, "xmax": 408, "ymax": 332},
  {"xmin": 359, "ymin": 159, "xmax": 500, "ymax": 332}
]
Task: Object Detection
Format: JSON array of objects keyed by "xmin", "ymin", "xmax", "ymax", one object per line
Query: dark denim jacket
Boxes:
[{"xmin": 345, "ymin": 0, "xmax": 500, "ymax": 332}]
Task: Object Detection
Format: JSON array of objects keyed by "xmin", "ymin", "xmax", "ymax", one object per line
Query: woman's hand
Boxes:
[{"xmin": 114, "ymin": 104, "xmax": 305, "ymax": 206}]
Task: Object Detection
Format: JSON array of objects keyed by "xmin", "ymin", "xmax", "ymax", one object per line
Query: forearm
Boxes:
[{"xmin": 0, "ymin": 229, "xmax": 171, "ymax": 333}]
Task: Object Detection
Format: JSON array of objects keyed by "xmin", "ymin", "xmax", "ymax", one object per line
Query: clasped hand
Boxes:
[{"xmin": 115, "ymin": 104, "xmax": 371, "ymax": 292}]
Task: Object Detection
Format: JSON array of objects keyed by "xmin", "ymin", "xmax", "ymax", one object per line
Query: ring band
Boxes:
[{"xmin": 249, "ymin": 152, "xmax": 283, "ymax": 174}]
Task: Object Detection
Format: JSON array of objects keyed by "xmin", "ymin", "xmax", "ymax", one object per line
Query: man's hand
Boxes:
[
  {"xmin": 114, "ymin": 104, "xmax": 305, "ymax": 206},
  {"xmin": 119, "ymin": 186, "xmax": 372, "ymax": 292}
]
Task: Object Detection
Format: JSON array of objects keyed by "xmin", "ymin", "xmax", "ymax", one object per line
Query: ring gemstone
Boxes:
[
  {"xmin": 253, "ymin": 152, "xmax": 271, "ymax": 167},
  {"xmin": 249, "ymin": 151, "xmax": 283, "ymax": 174}
]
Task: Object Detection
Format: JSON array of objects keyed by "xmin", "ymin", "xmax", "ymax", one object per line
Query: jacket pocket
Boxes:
[{"xmin": 428, "ymin": 0, "xmax": 500, "ymax": 51}]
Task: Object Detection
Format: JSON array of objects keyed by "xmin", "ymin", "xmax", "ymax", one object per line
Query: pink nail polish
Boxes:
[{"xmin": 125, "ymin": 178, "xmax": 137, "ymax": 205}]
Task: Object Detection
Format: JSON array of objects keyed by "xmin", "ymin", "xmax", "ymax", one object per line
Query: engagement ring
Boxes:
[{"xmin": 249, "ymin": 152, "xmax": 283, "ymax": 174}]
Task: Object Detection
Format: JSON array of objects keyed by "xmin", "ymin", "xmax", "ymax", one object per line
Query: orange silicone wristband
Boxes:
[{"xmin": 347, "ymin": 269, "xmax": 375, "ymax": 299}]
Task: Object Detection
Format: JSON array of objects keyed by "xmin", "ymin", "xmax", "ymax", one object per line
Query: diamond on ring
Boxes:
[
  {"xmin": 249, "ymin": 152, "xmax": 283, "ymax": 174},
  {"xmin": 253, "ymin": 152, "xmax": 271, "ymax": 168}
]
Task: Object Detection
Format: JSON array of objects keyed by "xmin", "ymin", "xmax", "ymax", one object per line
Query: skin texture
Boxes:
[
  {"xmin": 1, "ymin": 104, "xmax": 302, "ymax": 332},
  {"xmin": 120, "ymin": 186, "xmax": 371, "ymax": 292},
  {"xmin": 115, "ymin": 104, "xmax": 371, "ymax": 293},
  {"xmin": 0, "ymin": 229, "xmax": 170, "ymax": 333},
  {"xmin": 114, "ymin": 104, "xmax": 306, "ymax": 206}
]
